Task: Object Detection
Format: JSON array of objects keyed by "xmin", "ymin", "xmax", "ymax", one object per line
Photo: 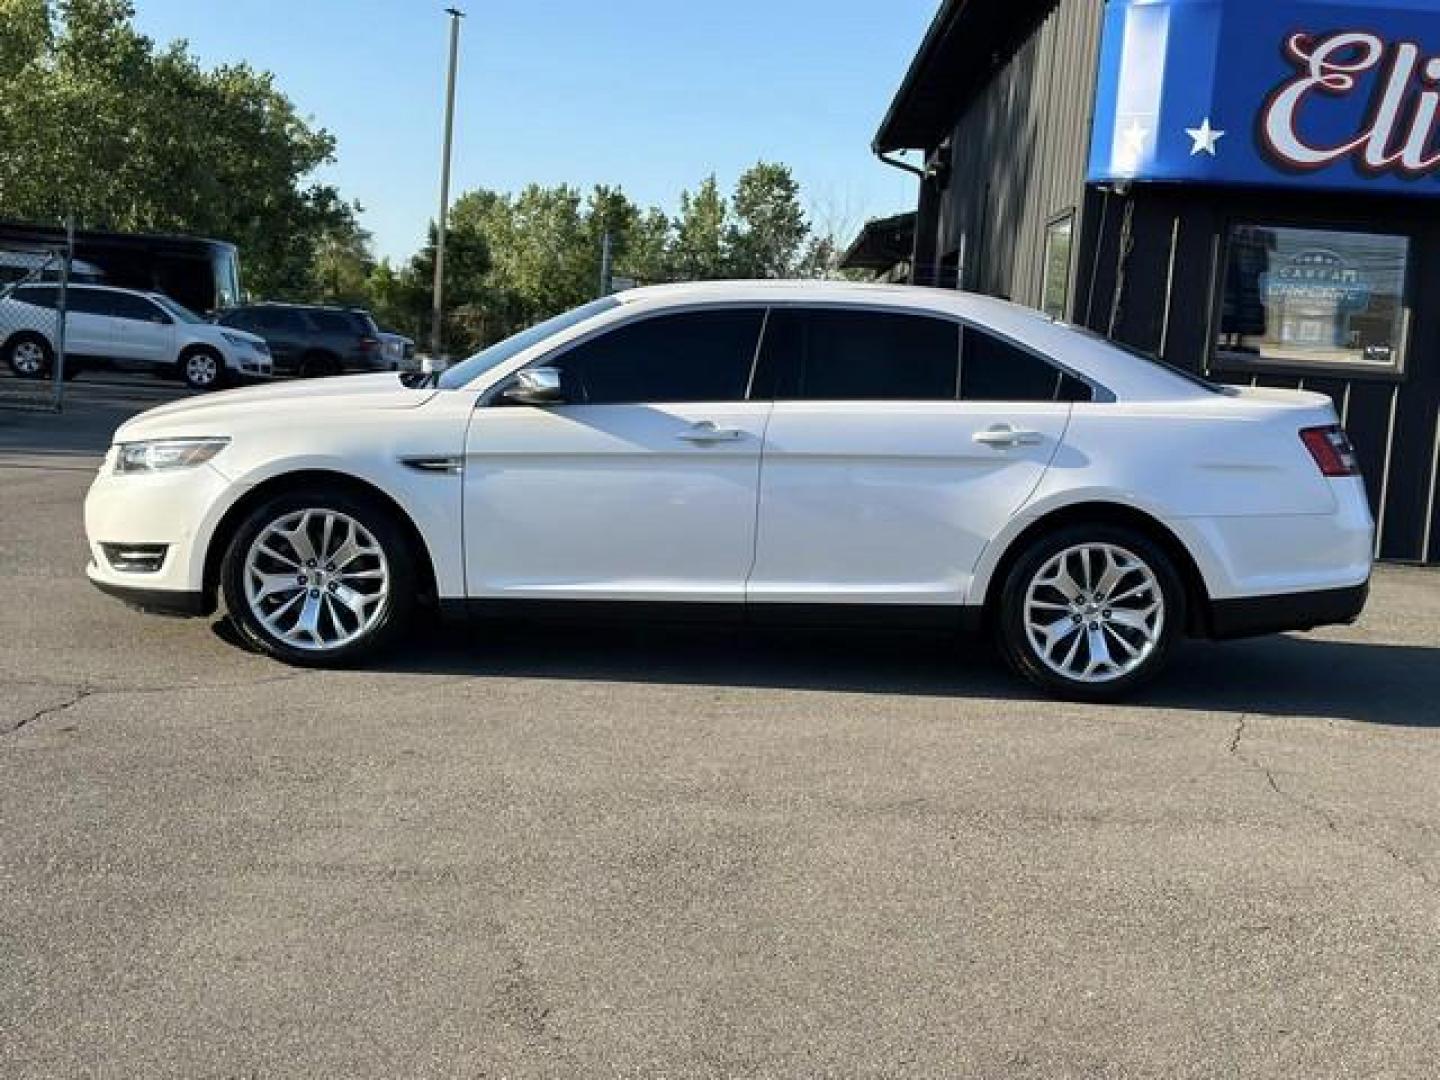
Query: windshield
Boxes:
[
  {"xmin": 151, "ymin": 293, "xmax": 206, "ymax": 325},
  {"xmin": 437, "ymin": 298, "xmax": 621, "ymax": 390}
]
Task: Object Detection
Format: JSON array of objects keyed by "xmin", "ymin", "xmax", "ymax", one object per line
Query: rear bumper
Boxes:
[{"xmin": 1206, "ymin": 581, "xmax": 1369, "ymax": 641}]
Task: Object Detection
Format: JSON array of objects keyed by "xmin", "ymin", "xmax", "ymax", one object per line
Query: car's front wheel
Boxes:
[
  {"xmin": 181, "ymin": 348, "xmax": 226, "ymax": 392},
  {"xmin": 996, "ymin": 525, "xmax": 1184, "ymax": 700},
  {"xmin": 220, "ymin": 490, "xmax": 417, "ymax": 666}
]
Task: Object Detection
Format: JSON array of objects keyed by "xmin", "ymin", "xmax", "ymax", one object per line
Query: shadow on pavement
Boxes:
[{"xmin": 247, "ymin": 616, "xmax": 1440, "ymax": 728}]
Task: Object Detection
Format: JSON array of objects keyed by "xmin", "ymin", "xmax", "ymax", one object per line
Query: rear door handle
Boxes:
[
  {"xmin": 973, "ymin": 424, "xmax": 1045, "ymax": 448},
  {"xmin": 677, "ymin": 421, "xmax": 745, "ymax": 444}
]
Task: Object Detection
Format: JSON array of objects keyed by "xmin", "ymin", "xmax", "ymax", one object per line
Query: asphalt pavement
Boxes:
[{"xmin": 2, "ymin": 376, "xmax": 1438, "ymax": 1078}]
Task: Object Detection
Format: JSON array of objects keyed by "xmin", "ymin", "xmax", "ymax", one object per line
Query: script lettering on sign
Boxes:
[{"xmin": 1261, "ymin": 30, "xmax": 1440, "ymax": 175}]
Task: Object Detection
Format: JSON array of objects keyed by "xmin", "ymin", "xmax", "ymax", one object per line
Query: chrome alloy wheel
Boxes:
[
  {"xmin": 1023, "ymin": 542, "xmax": 1164, "ymax": 684},
  {"xmin": 242, "ymin": 509, "xmax": 390, "ymax": 651},
  {"xmin": 12, "ymin": 340, "xmax": 46, "ymax": 376},
  {"xmin": 186, "ymin": 352, "xmax": 219, "ymax": 387}
]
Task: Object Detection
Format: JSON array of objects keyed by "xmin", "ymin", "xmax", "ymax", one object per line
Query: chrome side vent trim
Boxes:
[{"xmin": 400, "ymin": 455, "xmax": 463, "ymax": 475}]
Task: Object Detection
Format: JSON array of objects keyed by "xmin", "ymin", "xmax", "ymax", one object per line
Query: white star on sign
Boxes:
[
  {"xmin": 1186, "ymin": 117, "xmax": 1225, "ymax": 156},
  {"xmin": 1120, "ymin": 120, "xmax": 1149, "ymax": 160}
]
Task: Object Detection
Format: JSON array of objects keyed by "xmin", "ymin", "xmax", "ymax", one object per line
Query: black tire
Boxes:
[
  {"xmin": 4, "ymin": 333, "xmax": 54, "ymax": 379},
  {"xmin": 181, "ymin": 347, "xmax": 226, "ymax": 392},
  {"xmin": 995, "ymin": 524, "xmax": 1185, "ymax": 701},
  {"xmin": 298, "ymin": 351, "xmax": 340, "ymax": 378},
  {"xmin": 220, "ymin": 488, "xmax": 418, "ymax": 666}
]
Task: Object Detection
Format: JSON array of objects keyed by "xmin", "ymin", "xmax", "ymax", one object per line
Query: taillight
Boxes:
[
  {"xmin": 359, "ymin": 336, "xmax": 379, "ymax": 352},
  {"xmin": 1300, "ymin": 425, "xmax": 1361, "ymax": 477}
]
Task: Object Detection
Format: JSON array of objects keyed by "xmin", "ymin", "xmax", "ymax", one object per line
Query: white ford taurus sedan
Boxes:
[{"xmin": 84, "ymin": 281, "xmax": 1373, "ymax": 699}]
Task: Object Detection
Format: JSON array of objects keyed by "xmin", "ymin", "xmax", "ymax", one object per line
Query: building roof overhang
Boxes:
[
  {"xmin": 839, "ymin": 212, "xmax": 918, "ymax": 272},
  {"xmin": 873, "ymin": 0, "xmax": 1049, "ymax": 154}
]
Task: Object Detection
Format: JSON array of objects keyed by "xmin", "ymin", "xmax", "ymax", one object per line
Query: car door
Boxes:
[
  {"xmin": 746, "ymin": 307, "xmax": 1086, "ymax": 607},
  {"xmin": 462, "ymin": 307, "xmax": 771, "ymax": 602},
  {"xmin": 111, "ymin": 293, "xmax": 176, "ymax": 367},
  {"xmin": 59, "ymin": 288, "xmax": 113, "ymax": 358}
]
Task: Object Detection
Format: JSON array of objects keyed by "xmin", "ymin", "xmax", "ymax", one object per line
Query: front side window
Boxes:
[
  {"xmin": 151, "ymin": 294, "xmax": 204, "ymax": 324},
  {"xmin": 755, "ymin": 308, "xmax": 960, "ymax": 400},
  {"xmin": 962, "ymin": 327, "xmax": 1092, "ymax": 403},
  {"xmin": 442, "ymin": 298, "xmax": 620, "ymax": 390},
  {"xmin": 219, "ymin": 309, "xmax": 255, "ymax": 331},
  {"xmin": 253, "ymin": 308, "xmax": 300, "ymax": 333},
  {"xmin": 1217, "ymin": 224, "xmax": 1410, "ymax": 374},
  {"xmin": 106, "ymin": 292, "xmax": 168, "ymax": 323},
  {"xmin": 547, "ymin": 308, "xmax": 765, "ymax": 404}
]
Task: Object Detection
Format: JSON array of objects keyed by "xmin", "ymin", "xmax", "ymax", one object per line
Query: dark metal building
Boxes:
[{"xmin": 872, "ymin": 0, "xmax": 1440, "ymax": 564}]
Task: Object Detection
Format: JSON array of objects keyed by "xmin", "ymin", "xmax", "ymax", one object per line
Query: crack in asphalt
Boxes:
[
  {"xmin": 5, "ymin": 685, "xmax": 93, "ymax": 736},
  {"xmin": 1226, "ymin": 712, "xmax": 1435, "ymax": 890},
  {"xmin": 0, "ymin": 671, "xmax": 317, "ymax": 738},
  {"xmin": 1227, "ymin": 713, "xmax": 1248, "ymax": 755}
]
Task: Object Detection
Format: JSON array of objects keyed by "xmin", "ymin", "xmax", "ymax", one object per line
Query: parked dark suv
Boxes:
[{"xmin": 215, "ymin": 303, "xmax": 386, "ymax": 377}]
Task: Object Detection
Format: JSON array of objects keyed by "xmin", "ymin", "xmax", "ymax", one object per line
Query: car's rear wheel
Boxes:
[
  {"xmin": 181, "ymin": 348, "xmax": 225, "ymax": 392},
  {"xmin": 996, "ymin": 524, "xmax": 1184, "ymax": 700},
  {"xmin": 298, "ymin": 351, "xmax": 340, "ymax": 378},
  {"xmin": 5, "ymin": 333, "xmax": 54, "ymax": 378},
  {"xmin": 220, "ymin": 490, "xmax": 417, "ymax": 666}
]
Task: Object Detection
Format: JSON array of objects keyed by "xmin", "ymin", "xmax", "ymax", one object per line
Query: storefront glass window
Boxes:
[
  {"xmin": 1217, "ymin": 224, "xmax": 1410, "ymax": 374},
  {"xmin": 1042, "ymin": 212, "xmax": 1074, "ymax": 320}
]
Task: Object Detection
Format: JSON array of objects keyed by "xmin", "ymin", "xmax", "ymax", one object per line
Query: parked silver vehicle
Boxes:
[{"xmin": 0, "ymin": 283, "xmax": 271, "ymax": 390}]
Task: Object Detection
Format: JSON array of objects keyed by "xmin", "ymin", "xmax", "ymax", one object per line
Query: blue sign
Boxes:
[{"xmin": 1088, "ymin": 0, "xmax": 1440, "ymax": 195}]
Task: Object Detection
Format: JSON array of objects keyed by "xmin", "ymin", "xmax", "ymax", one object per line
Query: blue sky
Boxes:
[{"xmin": 131, "ymin": 0, "xmax": 939, "ymax": 263}]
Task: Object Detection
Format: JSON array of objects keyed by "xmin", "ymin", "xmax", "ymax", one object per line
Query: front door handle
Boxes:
[
  {"xmin": 973, "ymin": 424, "xmax": 1045, "ymax": 448},
  {"xmin": 677, "ymin": 421, "xmax": 745, "ymax": 444}
]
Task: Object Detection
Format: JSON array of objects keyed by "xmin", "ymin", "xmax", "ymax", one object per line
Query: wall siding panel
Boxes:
[{"xmin": 938, "ymin": 0, "xmax": 1103, "ymax": 311}]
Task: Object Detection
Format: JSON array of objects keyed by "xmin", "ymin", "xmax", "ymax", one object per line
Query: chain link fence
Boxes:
[{"xmin": 0, "ymin": 231, "xmax": 73, "ymax": 412}]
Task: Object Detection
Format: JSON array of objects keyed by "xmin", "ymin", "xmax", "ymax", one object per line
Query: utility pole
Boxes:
[
  {"xmin": 599, "ymin": 231, "xmax": 613, "ymax": 298},
  {"xmin": 428, "ymin": 6, "xmax": 465, "ymax": 373}
]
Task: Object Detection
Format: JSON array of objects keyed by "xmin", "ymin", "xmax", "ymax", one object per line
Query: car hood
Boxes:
[
  {"xmin": 197, "ymin": 323, "xmax": 266, "ymax": 347},
  {"xmin": 116, "ymin": 373, "xmax": 438, "ymax": 441}
]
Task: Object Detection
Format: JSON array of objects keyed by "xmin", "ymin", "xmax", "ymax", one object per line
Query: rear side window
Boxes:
[
  {"xmin": 12, "ymin": 286, "xmax": 58, "ymax": 309},
  {"xmin": 961, "ymin": 327, "xmax": 1092, "ymax": 403},
  {"xmin": 755, "ymin": 308, "xmax": 960, "ymax": 400},
  {"xmin": 307, "ymin": 310, "xmax": 354, "ymax": 334},
  {"xmin": 548, "ymin": 308, "xmax": 765, "ymax": 404},
  {"xmin": 65, "ymin": 288, "xmax": 110, "ymax": 316}
]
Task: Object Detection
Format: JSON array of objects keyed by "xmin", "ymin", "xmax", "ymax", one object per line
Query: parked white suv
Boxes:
[
  {"xmin": 1, "ymin": 283, "xmax": 271, "ymax": 390},
  {"xmin": 83, "ymin": 282, "xmax": 1374, "ymax": 699}
]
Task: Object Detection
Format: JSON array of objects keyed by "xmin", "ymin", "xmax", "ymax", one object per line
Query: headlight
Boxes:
[
  {"xmin": 115, "ymin": 437, "xmax": 230, "ymax": 474},
  {"xmin": 221, "ymin": 331, "xmax": 257, "ymax": 351}
]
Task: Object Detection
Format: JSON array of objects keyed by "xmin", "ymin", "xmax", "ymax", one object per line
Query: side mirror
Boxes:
[{"xmin": 501, "ymin": 366, "xmax": 565, "ymax": 406}]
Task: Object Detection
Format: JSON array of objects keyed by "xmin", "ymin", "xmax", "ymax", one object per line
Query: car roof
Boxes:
[
  {"xmin": 242, "ymin": 302, "xmax": 372, "ymax": 314},
  {"xmin": 15, "ymin": 282, "xmax": 158, "ymax": 299}
]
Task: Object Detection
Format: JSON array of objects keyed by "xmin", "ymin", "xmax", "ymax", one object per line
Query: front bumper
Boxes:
[
  {"xmin": 84, "ymin": 455, "xmax": 233, "ymax": 605},
  {"xmin": 88, "ymin": 573, "xmax": 213, "ymax": 616},
  {"xmin": 1207, "ymin": 581, "xmax": 1370, "ymax": 640}
]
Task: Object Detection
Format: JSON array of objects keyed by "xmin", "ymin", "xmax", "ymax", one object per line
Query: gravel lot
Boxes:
[{"xmin": 2, "ymin": 377, "xmax": 1438, "ymax": 1078}]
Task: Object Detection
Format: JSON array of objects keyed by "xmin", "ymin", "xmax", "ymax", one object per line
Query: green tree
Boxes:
[
  {"xmin": 727, "ymin": 162, "xmax": 808, "ymax": 279},
  {"xmin": 407, "ymin": 208, "xmax": 494, "ymax": 352},
  {"xmin": 308, "ymin": 211, "xmax": 374, "ymax": 306},
  {"xmin": 0, "ymin": 0, "xmax": 353, "ymax": 297},
  {"xmin": 672, "ymin": 175, "xmax": 730, "ymax": 280}
]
